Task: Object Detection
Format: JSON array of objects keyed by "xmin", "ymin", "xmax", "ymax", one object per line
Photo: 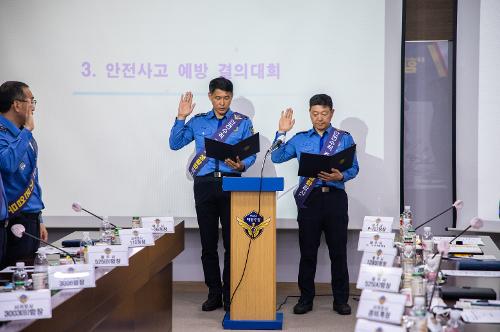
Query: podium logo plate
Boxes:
[{"xmin": 237, "ymin": 211, "xmax": 271, "ymax": 239}]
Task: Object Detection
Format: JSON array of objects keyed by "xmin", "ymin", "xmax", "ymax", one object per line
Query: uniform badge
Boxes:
[
  {"xmin": 19, "ymin": 162, "xmax": 26, "ymax": 171},
  {"xmin": 237, "ymin": 211, "xmax": 271, "ymax": 240}
]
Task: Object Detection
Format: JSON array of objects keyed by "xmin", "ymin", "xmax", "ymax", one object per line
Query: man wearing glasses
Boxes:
[{"xmin": 0, "ymin": 81, "xmax": 48, "ymax": 266}]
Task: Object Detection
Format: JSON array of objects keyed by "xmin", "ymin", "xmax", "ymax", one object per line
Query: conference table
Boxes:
[{"xmin": 0, "ymin": 220, "xmax": 185, "ymax": 332}]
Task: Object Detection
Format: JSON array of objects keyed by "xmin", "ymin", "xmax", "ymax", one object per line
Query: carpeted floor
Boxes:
[{"xmin": 173, "ymin": 282, "xmax": 360, "ymax": 331}]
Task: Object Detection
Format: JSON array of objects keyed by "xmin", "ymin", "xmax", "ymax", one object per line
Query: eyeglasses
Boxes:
[{"xmin": 15, "ymin": 99, "xmax": 37, "ymax": 107}]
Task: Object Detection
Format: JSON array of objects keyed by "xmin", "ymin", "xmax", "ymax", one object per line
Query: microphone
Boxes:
[
  {"xmin": 447, "ymin": 217, "xmax": 484, "ymax": 244},
  {"xmin": 414, "ymin": 200, "xmax": 464, "ymax": 231},
  {"xmin": 268, "ymin": 134, "xmax": 286, "ymax": 152},
  {"xmin": 11, "ymin": 224, "xmax": 76, "ymax": 263},
  {"xmin": 72, "ymin": 202, "xmax": 118, "ymax": 228}
]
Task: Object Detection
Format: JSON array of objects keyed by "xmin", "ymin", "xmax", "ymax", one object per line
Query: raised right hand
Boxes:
[
  {"xmin": 177, "ymin": 91, "xmax": 196, "ymax": 120},
  {"xmin": 278, "ymin": 108, "xmax": 295, "ymax": 132}
]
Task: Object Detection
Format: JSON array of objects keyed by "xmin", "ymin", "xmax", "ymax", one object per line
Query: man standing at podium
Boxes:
[
  {"xmin": 169, "ymin": 77, "xmax": 256, "ymax": 311},
  {"xmin": 0, "ymin": 81, "xmax": 48, "ymax": 266},
  {"xmin": 271, "ymin": 94, "xmax": 359, "ymax": 315}
]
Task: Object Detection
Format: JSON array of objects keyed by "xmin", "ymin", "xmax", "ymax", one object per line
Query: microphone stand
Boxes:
[
  {"xmin": 415, "ymin": 206, "xmax": 455, "ymax": 231},
  {"xmin": 80, "ymin": 208, "xmax": 118, "ymax": 229}
]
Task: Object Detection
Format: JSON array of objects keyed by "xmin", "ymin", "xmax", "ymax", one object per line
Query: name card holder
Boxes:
[
  {"xmin": 355, "ymin": 319, "xmax": 405, "ymax": 332},
  {"xmin": 48, "ymin": 264, "xmax": 96, "ymax": 290},
  {"xmin": 87, "ymin": 244, "xmax": 129, "ymax": 266},
  {"xmin": 119, "ymin": 228, "xmax": 155, "ymax": 247},
  {"xmin": 0, "ymin": 289, "xmax": 52, "ymax": 321},
  {"xmin": 358, "ymin": 231, "xmax": 396, "ymax": 251},
  {"xmin": 356, "ymin": 265, "xmax": 402, "ymax": 293},
  {"xmin": 356, "ymin": 290, "xmax": 406, "ymax": 325},
  {"xmin": 360, "ymin": 247, "xmax": 397, "ymax": 267},
  {"xmin": 362, "ymin": 216, "xmax": 394, "ymax": 233},
  {"xmin": 141, "ymin": 216, "xmax": 175, "ymax": 234}
]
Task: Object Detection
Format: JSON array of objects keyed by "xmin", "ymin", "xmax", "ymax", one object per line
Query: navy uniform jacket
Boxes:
[
  {"xmin": 0, "ymin": 116, "xmax": 44, "ymax": 214},
  {"xmin": 271, "ymin": 125, "xmax": 359, "ymax": 190},
  {"xmin": 169, "ymin": 109, "xmax": 256, "ymax": 175}
]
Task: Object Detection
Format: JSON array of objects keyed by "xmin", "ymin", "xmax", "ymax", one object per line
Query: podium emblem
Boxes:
[{"xmin": 237, "ymin": 211, "xmax": 271, "ymax": 240}]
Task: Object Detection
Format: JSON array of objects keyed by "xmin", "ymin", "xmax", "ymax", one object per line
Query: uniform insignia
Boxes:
[
  {"xmin": 194, "ymin": 112, "xmax": 208, "ymax": 117},
  {"xmin": 0, "ymin": 125, "xmax": 7, "ymax": 132},
  {"xmin": 237, "ymin": 211, "xmax": 271, "ymax": 240},
  {"xmin": 19, "ymin": 162, "xmax": 26, "ymax": 171}
]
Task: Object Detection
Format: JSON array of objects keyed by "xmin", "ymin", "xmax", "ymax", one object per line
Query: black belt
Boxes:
[
  {"xmin": 313, "ymin": 186, "xmax": 341, "ymax": 193},
  {"xmin": 200, "ymin": 172, "xmax": 241, "ymax": 178},
  {"xmin": 18, "ymin": 211, "xmax": 42, "ymax": 220}
]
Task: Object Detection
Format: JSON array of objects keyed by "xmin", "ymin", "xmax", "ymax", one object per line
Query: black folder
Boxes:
[
  {"xmin": 205, "ymin": 133, "xmax": 260, "ymax": 162},
  {"xmin": 298, "ymin": 144, "xmax": 356, "ymax": 177}
]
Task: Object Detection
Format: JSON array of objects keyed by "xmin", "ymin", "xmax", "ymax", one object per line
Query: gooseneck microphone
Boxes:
[
  {"xmin": 268, "ymin": 134, "xmax": 286, "ymax": 152},
  {"xmin": 72, "ymin": 202, "xmax": 118, "ymax": 228},
  {"xmin": 414, "ymin": 200, "xmax": 464, "ymax": 231},
  {"xmin": 11, "ymin": 224, "xmax": 76, "ymax": 263}
]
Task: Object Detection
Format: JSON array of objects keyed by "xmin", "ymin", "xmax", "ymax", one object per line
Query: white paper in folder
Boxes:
[{"xmin": 461, "ymin": 309, "xmax": 500, "ymax": 323}]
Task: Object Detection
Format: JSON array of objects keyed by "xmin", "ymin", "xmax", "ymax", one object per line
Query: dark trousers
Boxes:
[
  {"xmin": 297, "ymin": 187, "xmax": 349, "ymax": 304},
  {"xmin": 194, "ymin": 176, "xmax": 231, "ymax": 303},
  {"xmin": 5, "ymin": 213, "xmax": 41, "ymax": 266},
  {"xmin": 0, "ymin": 224, "xmax": 6, "ymax": 269}
]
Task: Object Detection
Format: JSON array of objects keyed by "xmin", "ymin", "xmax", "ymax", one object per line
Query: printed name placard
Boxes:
[
  {"xmin": 356, "ymin": 265, "xmax": 402, "ymax": 293},
  {"xmin": 119, "ymin": 228, "xmax": 155, "ymax": 247},
  {"xmin": 362, "ymin": 216, "xmax": 394, "ymax": 233},
  {"xmin": 355, "ymin": 318, "xmax": 405, "ymax": 332},
  {"xmin": 48, "ymin": 264, "xmax": 96, "ymax": 290},
  {"xmin": 0, "ymin": 289, "xmax": 52, "ymax": 321},
  {"xmin": 141, "ymin": 216, "xmax": 174, "ymax": 234},
  {"xmin": 358, "ymin": 232, "xmax": 395, "ymax": 251},
  {"xmin": 87, "ymin": 244, "xmax": 129, "ymax": 266},
  {"xmin": 356, "ymin": 290, "xmax": 406, "ymax": 325},
  {"xmin": 360, "ymin": 247, "xmax": 397, "ymax": 267}
]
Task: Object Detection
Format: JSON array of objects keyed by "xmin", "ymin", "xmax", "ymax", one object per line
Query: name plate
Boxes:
[
  {"xmin": 119, "ymin": 228, "xmax": 155, "ymax": 247},
  {"xmin": 141, "ymin": 216, "xmax": 174, "ymax": 234},
  {"xmin": 362, "ymin": 216, "xmax": 394, "ymax": 233},
  {"xmin": 356, "ymin": 265, "xmax": 402, "ymax": 293},
  {"xmin": 48, "ymin": 264, "xmax": 96, "ymax": 290},
  {"xmin": 357, "ymin": 290, "xmax": 406, "ymax": 325},
  {"xmin": 360, "ymin": 247, "xmax": 397, "ymax": 267},
  {"xmin": 358, "ymin": 231, "xmax": 395, "ymax": 251},
  {"xmin": 0, "ymin": 290, "xmax": 52, "ymax": 321},
  {"xmin": 87, "ymin": 244, "xmax": 129, "ymax": 266},
  {"xmin": 355, "ymin": 319, "xmax": 405, "ymax": 332}
]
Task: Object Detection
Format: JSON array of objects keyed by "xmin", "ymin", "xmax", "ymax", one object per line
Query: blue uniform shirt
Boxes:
[
  {"xmin": 169, "ymin": 109, "xmax": 256, "ymax": 175},
  {"xmin": 271, "ymin": 125, "xmax": 359, "ymax": 190},
  {"xmin": 0, "ymin": 116, "xmax": 44, "ymax": 214}
]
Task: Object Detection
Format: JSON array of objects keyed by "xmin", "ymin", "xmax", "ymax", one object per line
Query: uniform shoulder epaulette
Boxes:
[
  {"xmin": 296, "ymin": 130, "xmax": 309, "ymax": 135},
  {"xmin": 0, "ymin": 125, "xmax": 7, "ymax": 132},
  {"xmin": 194, "ymin": 112, "xmax": 208, "ymax": 117},
  {"xmin": 233, "ymin": 112, "xmax": 248, "ymax": 120},
  {"xmin": 342, "ymin": 130, "xmax": 351, "ymax": 136}
]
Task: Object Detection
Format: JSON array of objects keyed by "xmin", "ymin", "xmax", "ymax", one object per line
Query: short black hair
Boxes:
[
  {"xmin": 0, "ymin": 81, "xmax": 29, "ymax": 113},
  {"xmin": 309, "ymin": 94, "xmax": 333, "ymax": 110},
  {"xmin": 209, "ymin": 77, "xmax": 233, "ymax": 94}
]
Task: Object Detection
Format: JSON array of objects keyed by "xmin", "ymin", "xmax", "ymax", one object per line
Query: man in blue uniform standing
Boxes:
[
  {"xmin": 169, "ymin": 77, "xmax": 256, "ymax": 311},
  {"xmin": 0, "ymin": 81, "xmax": 48, "ymax": 266},
  {"xmin": 271, "ymin": 94, "xmax": 359, "ymax": 315}
]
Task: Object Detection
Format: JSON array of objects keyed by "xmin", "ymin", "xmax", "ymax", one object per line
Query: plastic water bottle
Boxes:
[
  {"xmin": 80, "ymin": 232, "xmax": 93, "ymax": 263},
  {"xmin": 444, "ymin": 310, "xmax": 464, "ymax": 332},
  {"xmin": 34, "ymin": 247, "xmax": 49, "ymax": 273},
  {"xmin": 422, "ymin": 226, "xmax": 434, "ymax": 263},
  {"xmin": 100, "ymin": 216, "xmax": 113, "ymax": 245},
  {"xmin": 400, "ymin": 205, "xmax": 413, "ymax": 237},
  {"xmin": 409, "ymin": 296, "xmax": 427, "ymax": 332},
  {"xmin": 12, "ymin": 262, "xmax": 29, "ymax": 290}
]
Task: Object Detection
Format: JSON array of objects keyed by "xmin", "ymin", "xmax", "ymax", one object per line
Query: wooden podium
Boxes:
[{"xmin": 222, "ymin": 177, "xmax": 284, "ymax": 330}]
